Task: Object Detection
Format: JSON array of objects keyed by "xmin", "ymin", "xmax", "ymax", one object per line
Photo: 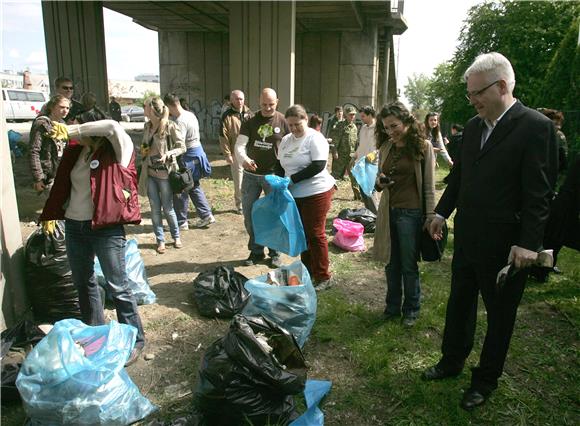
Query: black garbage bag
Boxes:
[
  {"xmin": 338, "ymin": 208, "xmax": 377, "ymax": 233},
  {"xmin": 193, "ymin": 315, "xmax": 307, "ymax": 425},
  {"xmin": 192, "ymin": 266, "xmax": 250, "ymax": 318},
  {"xmin": 1, "ymin": 320, "xmax": 46, "ymax": 403},
  {"xmin": 25, "ymin": 221, "xmax": 82, "ymax": 322}
]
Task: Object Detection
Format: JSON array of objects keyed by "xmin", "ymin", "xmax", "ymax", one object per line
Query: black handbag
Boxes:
[
  {"xmin": 169, "ymin": 156, "xmax": 195, "ymax": 194},
  {"xmin": 420, "ymin": 156, "xmax": 448, "ymax": 261},
  {"xmin": 420, "ymin": 222, "xmax": 448, "ymax": 261}
]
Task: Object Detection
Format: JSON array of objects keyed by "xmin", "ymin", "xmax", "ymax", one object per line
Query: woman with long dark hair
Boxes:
[
  {"xmin": 374, "ymin": 102, "xmax": 436, "ymax": 326},
  {"xmin": 424, "ymin": 112, "xmax": 453, "ymax": 167}
]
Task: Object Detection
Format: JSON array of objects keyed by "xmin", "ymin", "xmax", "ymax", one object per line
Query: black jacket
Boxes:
[{"xmin": 436, "ymin": 101, "xmax": 558, "ymax": 261}]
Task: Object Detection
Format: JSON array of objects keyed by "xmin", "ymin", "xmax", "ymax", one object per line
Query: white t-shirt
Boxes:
[
  {"xmin": 277, "ymin": 127, "xmax": 335, "ymax": 198},
  {"xmin": 174, "ymin": 110, "xmax": 201, "ymax": 149}
]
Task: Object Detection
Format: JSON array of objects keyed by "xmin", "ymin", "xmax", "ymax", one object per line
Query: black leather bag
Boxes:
[
  {"xmin": 420, "ymin": 222, "xmax": 448, "ymax": 262},
  {"xmin": 169, "ymin": 157, "xmax": 195, "ymax": 194},
  {"xmin": 419, "ymin": 155, "xmax": 448, "ymax": 261}
]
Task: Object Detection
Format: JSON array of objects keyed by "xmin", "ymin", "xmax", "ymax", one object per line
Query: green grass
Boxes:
[
  {"xmin": 312, "ymin": 246, "xmax": 579, "ymax": 425},
  {"xmin": 309, "ymin": 169, "xmax": 580, "ymax": 425}
]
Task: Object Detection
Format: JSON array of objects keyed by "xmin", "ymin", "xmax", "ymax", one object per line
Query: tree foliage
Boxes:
[
  {"xmin": 429, "ymin": 0, "xmax": 579, "ymax": 125},
  {"xmin": 539, "ymin": 17, "xmax": 580, "ymax": 112},
  {"xmin": 403, "ymin": 73, "xmax": 432, "ymax": 115},
  {"xmin": 136, "ymin": 89, "xmax": 160, "ymax": 107}
]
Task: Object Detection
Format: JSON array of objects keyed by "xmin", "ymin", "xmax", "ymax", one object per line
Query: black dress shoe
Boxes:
[
  {"xmin": 460, "ymin": 388, "xmax": 486, "ymax": 410},
  {"xmin": 421, "ymin": 365, "xmax": 461, "ymax": 381}
]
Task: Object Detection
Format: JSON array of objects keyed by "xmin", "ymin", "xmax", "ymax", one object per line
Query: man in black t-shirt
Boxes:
[{"xmin": 234, "ymin": 88, "xmax": 290, "ymax": 267}]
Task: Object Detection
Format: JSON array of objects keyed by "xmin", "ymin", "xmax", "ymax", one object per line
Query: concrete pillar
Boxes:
[
  {"xmin": 229, "ymin": 1, "xmax": 296, "ymax": 111},
  {"xmin": 338, "ymin": 28, "xmax": 379, "ymax": 108},
  {"xmin": 159, "ymin": 31, "xmax": 229, "ymax": 142},
  {"xmin": 0, "ymin": 110, "xmax": 28, "ymax": 330},
  {"xmin": 42, "ymin": 1, "xmax": 109, "ymax": 108}
]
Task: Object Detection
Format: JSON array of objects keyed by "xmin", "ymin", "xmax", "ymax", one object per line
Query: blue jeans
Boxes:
[
  {"xmin": 385, "ymin": 208, "xmax": 422, "ymax": 318},
  {"xmin": 65, "ymin": 219, "xmax": 145, "ymax": 346},
  {"xmin": 241, "ymin": 171, "xmax": 279, "ymax": 256},
  {"xmin": 173, "ymin": 181, "xmax": 212, "ymax": 225},
  {"xmin": 147, "ymin": 175, "xmax": 179, "ymax": 243}
]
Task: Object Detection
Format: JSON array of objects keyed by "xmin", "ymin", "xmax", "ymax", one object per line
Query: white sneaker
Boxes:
[
  {"xmin": 194, "ymin": 215, "xmax": 216, "ymax": 228},
  {"xmin": 179, "ymin": 222, "xmax": 189, "ymax": 230}
]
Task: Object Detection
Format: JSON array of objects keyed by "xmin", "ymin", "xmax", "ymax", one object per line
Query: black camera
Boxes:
[{"xmin": 379, "ymin": 175, "xmax": 393, "ymax": 185}]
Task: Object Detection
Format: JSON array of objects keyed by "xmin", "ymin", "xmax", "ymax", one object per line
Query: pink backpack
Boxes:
[{"xmin": 332, "ymin": 218, "xmax": 366, "ymax": 252}]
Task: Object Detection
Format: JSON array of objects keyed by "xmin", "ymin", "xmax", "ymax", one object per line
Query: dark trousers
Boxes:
[
  {"xmin": 65, "ymin": 219, "xmax": 145, "ymax": 346},
  {"xmin": 439, "ymin": 247, "xmax": 526, "ymax": 394},
  {"xmin": 294, "ymin": 188, "xmax": 334, "ymax": 282}
]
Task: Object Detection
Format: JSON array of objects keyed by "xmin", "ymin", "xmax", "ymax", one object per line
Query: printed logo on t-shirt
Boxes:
[
  {"xmin": 257, "ymin": 124, "xmax": 274, "ymax": 141},
  {"xmin": 274, "ymin": 126, "xmax": 281, "ymax": 134},
  {"xmin": 254, "ymin": 140, "xmax": 273, "ymax": 150}
]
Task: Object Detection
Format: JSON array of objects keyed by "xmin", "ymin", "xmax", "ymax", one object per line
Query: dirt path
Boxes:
[{"xmin": 13, "ymin": 144, "xmax": 384, "ymax": 424}]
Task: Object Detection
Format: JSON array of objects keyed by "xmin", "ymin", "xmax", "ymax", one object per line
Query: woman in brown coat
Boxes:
[{"xmin": 374, "ymin": 102, "xmax": 436, "ymax": 327}]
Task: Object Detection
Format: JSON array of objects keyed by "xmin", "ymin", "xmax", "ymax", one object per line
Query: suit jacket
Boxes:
[{"xmin": 436, "ymin": 101, "xmax": 558, "ymax": 263}]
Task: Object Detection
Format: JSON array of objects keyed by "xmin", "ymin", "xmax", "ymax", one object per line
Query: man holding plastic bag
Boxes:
[
  {"xmin": 273, "ymin": 105, "xmax": 336, "ymax": 290},
  {"xmin": 235, "ymin": 88, "xmax": 290, "ymax": 267}
]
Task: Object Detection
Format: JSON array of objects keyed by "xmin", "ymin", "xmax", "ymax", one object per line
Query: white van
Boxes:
[{"xmin": 2, "ymin": 88, "xmax": 49, "ymax": 121}]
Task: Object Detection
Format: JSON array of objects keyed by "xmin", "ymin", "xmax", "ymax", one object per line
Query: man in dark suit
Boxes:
[{"xmin": 423, "ymin": 52, "xmax": 558, "ymax": 410}]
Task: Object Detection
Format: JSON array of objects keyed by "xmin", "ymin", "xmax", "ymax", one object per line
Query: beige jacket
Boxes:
[
  {"xmin": 373, "ymin": 140, "xmax": 436, "ymax": 263},
  {"xmin": 138, "ymin": 121, "xmax": 185, "ymax": 196},
  {"xmin": 219, "ymin": 106, "xmax": 253, "ymax": 157}
]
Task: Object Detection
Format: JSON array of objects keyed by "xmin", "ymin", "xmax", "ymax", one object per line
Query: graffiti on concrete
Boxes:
[{"xmin": 189, "ymin": 98, "xmax": 223, "ymax": 141}]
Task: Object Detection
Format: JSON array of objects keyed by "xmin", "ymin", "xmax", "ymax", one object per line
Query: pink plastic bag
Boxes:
[{"xmin": 332, "ymin": 218, "xmax": 366, "ymax": 252}]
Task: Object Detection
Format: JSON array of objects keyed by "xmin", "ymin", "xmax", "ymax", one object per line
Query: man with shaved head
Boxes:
[
  {"xmin": 235, "ymin": 88, "xmax": 290, "ymax": 267},
  {"xmin": 220, "ymin": 90, "xmax": 253, "ymax": 214}
]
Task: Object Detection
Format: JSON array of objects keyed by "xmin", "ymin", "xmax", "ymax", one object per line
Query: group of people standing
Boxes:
[
  {"xmin": 31, "ymin": 82, "xmax": 215, "ymax": 365},
  {"xmin": 28, "ymin": 50, "xmax": 574, "ymax": 412}
]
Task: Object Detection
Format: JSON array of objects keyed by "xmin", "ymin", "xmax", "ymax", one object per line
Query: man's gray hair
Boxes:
[{"xmin": 463, "ymin": 52, "xmax": 516, "ymax": 93}]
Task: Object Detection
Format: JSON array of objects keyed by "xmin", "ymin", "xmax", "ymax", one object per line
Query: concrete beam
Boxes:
[{"xmin": 350, "ymin": 0, "xmax": 364, "ymax": 31}]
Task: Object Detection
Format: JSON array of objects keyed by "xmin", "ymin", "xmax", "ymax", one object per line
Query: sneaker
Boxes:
[
  {"xmin": 313, "ymin": 278, "xmax": 333, "ymax": 292},
  {"xmin": 270, "ymin": 255, "xmax": 282, "ymax": 268},
  {"xmin": 125, "ymin": 345, "xmax": 143, "ymax": 367},
  {"xmin": 179, "ymin": 222, "xmax": 189, "ymax": 230},
  {"xmin": 174, "ymin": 238, "xmax": 183, "ymax": 249},
  {"xmin": 194, "ymin": 215, "xmax": 216, "ymax": 228},
  {"xmin": 243, "ymin": 252, "xmax": 265, "ymax": 266},
  {"xmin": 402, "ymin": 316, "xmax": 417, "ymax": 327}
]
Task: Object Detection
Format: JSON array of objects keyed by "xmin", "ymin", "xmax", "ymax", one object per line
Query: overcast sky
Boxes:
[{"xmin": 2, "ymin": 0, "xmax": 482, "ymax": 92}]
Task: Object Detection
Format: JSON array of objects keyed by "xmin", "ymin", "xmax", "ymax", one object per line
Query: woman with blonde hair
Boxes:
[
  {"xmin": 139, "ymin": 96, "xmax": 186, "ymax": 253},
  {"xmin": 29, "ymin": 94, "xmax": 70, "ymax": 194}
]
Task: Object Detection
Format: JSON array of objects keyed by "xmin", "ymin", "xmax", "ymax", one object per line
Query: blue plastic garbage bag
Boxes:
[
  {"xmin": 16, "ymin": 319, "xmax": 156, "ymax": 425},
  {"xmin": 95, "ymin": 239, "xmax": 156, "ymax": 305},
  {"xmin": 8, "ymin": 130, "xmax": 23, "ymax": 157},
  {"xmin": 290, "ymin": 380, "xmax": 333, "ymax": 426},
  {"xmin": 350, "ymin": 156, "xmax": 378, "ymax": 197},
  {"xmin": 252, "ymin": 175, "xmax": 307, "ymax": 257},
  {"xmin": 243, "ymin": 261, "xmax": 316, "ymax": 348}
]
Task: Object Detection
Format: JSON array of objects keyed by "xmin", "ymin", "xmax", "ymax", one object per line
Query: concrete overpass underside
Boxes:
[{"xmin": 42, "ymin": 0, "xmax": 407, "ymax": 141}]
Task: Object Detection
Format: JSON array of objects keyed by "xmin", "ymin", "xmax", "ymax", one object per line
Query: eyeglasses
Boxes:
[
  {"xmin": 60, "ymin": 86, "xmax": 74, "ymax": 90},
  {"xmin": 465, "ymin": 80, "xmax": 499, "ymax": 101}
]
